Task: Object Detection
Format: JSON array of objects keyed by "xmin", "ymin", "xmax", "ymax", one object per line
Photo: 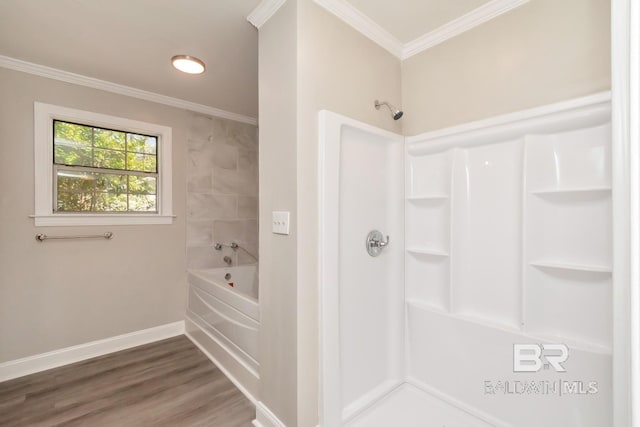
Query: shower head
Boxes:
[{"xmin": 375, "ymin": 100, "xmax": 403, "ymax": 120}]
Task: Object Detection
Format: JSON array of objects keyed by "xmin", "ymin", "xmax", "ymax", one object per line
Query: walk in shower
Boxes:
[{"xmin": 319, "ymin": 93, "xmax": 613, "ymax": 426}]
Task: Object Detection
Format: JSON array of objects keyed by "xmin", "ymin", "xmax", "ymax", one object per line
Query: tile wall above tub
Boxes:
[{"xmin": 186, "ymin": 114, "xmax": 258, "ymax": 268}]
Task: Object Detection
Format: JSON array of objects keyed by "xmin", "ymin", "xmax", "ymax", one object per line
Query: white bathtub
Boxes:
[
  {"xmin": 186, "ymin": 265, "xmax": 260, "ymax": 400},
  {"xmin": 189, "ymin": 265, "xmax": 259, "ymax": 321}
]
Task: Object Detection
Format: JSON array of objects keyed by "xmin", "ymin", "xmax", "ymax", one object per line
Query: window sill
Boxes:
[{"xmin": 31, "ymin": 214, "xmax": 175, "ymax": 227}]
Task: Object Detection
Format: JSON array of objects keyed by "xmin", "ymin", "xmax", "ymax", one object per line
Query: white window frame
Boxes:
[{"xmin": 34, "ymin": 102, "xmax": 173, "ymax": 226}]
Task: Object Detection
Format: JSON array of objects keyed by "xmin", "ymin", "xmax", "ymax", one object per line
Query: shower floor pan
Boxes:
[{"xmin": 345, "ymin": 383, "xmax": 491, "ymax": 427}]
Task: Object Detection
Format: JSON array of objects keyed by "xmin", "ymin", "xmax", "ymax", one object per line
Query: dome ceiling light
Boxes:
[{"xmin": 171, "ymin": 55, "xmax": 206, "ymax": 74}]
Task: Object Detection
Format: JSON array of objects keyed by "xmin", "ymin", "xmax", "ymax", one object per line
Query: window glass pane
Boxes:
[
  {"xmin": 94, "ymin": 173, "xmax": 127, "ymax": 194},
  {"xmin": 54, "ymin": 121, "xmax": 92, "ymax": 147},
  {"xmin": 126, "ymin": 152, "xmax": 157, "ymax": 173},
  {"xmin": 54, "ymin": 122, "xmax": 92, "ymax": 166},
  {"xmin": 55, "ymin": 170, "xmax": 157, "ymax": 212},
  {"xmin": 93, "ymin": 148, "xmax": 126, "ymax": 169},
  {"xmin": 56, "ymin": 170, "xmax": 95, "ymax": 193},
  {"xmin": 128, "ymin": 194, "xmax": 156, "ymax": 211},
  {"xmin": 128, "ymin": 133, "xmax": 157, "ymax": 154},
  {"xmin": 94, "ymin": 193, "xmax": 128, "ymax": 212},
  {"xmin": 94, "ymin": 128, "xmax": 126, "ymax": 151},
  {"xmin": 57, "ymin": 191, "xmax": 95, "ymax": 212},
  {"xmin": 128, "ymin": 175, "xmax": 157, "ymax": 195},
  {"xmin": 54, "ymin": 145, "xmax": 93, "ymax": 167}
]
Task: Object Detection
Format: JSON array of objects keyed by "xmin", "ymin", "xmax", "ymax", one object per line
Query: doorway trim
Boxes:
[{"xmin": 611, "ymin": 0, "xmax": 639, "ymax": 425}]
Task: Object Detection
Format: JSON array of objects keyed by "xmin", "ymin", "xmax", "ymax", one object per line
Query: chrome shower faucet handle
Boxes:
[{"xmin": 366, "ymin": 230, "xmax": 390, "ymax": 257}]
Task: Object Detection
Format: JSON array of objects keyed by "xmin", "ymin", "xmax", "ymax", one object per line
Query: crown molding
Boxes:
[
  {"xmin": 0, "ymin": 55, "xmax": 257, "ymax": 125},
  {"xmin": 313, "ymin": 0, "xmax": 529, "ymax": 61},
  {"xmin": 402, "ymin": 0, "xmax": 530, "ymax": 60},
  {"xmin": 313, "ymin": 0, "xmax": 403, "ymax": 57},
  {"xmin": 247, "ymin": 0, "xmax": 287, "ymax": 29}
]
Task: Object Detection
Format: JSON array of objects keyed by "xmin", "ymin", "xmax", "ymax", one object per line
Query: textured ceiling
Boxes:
[
  {"xmin": 0, "ymin": 0, "xmax": 260, "ymax": 118},
  {"xmin": 345, "ymin": 0, "xmax": 492, "ymax": 43}
]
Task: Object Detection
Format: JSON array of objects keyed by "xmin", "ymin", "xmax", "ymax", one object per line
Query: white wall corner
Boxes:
[
  {"xmin": 312, "ymin": 0, "xmax": 404, "ymax": 58},
  {"xmin": 402, "ymin": 0, "xmax": 530, "ymax": 59},
  {"xmin": 247, "ymin": 0, "xmax": 288, "ymax": 29},
  {"xmin": 0, "ymin": 55, "xmax": 257, "ymax": 125},
  {"xmin": 0, "ymin": 321, "xmax": 185, "ymax": 382},
  {"xmin": 252, "ymin": 401, "xmax": 287, "ymax": 427}
]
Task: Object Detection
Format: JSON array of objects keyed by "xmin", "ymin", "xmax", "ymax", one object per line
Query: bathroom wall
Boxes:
[
  {"xmin": 0, "ymin": 67, "xmax": 247, "ymax": 363},
  {"xmin": 296, "ymin": 2, "xmax": 402, "ymax": 426},
  {"xmin": 258, "ymin": 0, "xmax": 299, "ymax": 425},
  {"xmin": 186, "ymin": 116, "xmax": 258, "ymax": 268},
  {"xmin": 401, "ymin": 0, "xmax": 611, "ymax": 135}
]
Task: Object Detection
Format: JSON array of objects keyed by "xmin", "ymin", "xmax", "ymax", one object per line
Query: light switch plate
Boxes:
[{"xmin": 272, "ymin": 211, "xmax": 290, "ymax": 235}]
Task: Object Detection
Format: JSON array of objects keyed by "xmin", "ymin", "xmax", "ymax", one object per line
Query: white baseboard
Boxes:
[
  {"xmin": 0, "ymin": 321, "xmax": 185, "ymax": 382},
  {"xmin": 253, "ymin": 401, "xmax": 287, "ymax": 427}
]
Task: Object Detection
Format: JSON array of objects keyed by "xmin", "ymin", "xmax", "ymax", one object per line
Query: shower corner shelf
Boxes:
[
  {"xmin": 529, "ymin": 260, "xmax": 612, "ymax": 274},
  {"xmin": 529, "ymin": 186, "xmax": 612, "ymax": 195},
  {"xmin": 406, "ymin": 247, "xmax": 449, "ymax": 257},
  {"xmin": 406, "ymin": 298, "xmax": 449, "ymax": 315},
  {"xmin": 406, "ymin": 195, "xmax": 449, "ymax": 201}
]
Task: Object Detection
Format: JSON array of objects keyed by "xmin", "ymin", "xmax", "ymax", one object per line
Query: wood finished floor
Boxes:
[{"xmin": 0, "ymin": 336, "xmax": 255, "ymax": 427}]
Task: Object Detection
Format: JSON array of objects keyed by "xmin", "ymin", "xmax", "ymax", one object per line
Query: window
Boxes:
[
  {"xmin": 34, "ymin": 103, "xmax": 173, "ymax": 226},
  {"xmin": 53, "ymin": 121, "xmax": 158, "ymax": 213}
]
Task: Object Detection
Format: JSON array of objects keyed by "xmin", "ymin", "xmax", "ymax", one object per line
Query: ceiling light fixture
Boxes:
[{"xmin": 171, "ymin": 55, "xmax": 206, "ymax": 74}]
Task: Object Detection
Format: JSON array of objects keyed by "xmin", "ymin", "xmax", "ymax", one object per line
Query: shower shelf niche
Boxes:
[
  {"xmin": 529, "ymin": 260, "xmax": 612, "ymax": 273},
  {"xmin": 530, "ymin": 186, "xmax": 611, "ymax": 195},
  {"xmin": 522, "ymin": 124, "xmax": 613, "ymax": 352},
  {"xmin": 406, "ymin": 247, "xmax": 449, "ymax": 257},
  {"xmin": 406, "ymin": 195, "xmax": 449, "ymax": 201},
  {"xmin": 405, "ymin": 150, "xmax": 452, "ymax": 313}
]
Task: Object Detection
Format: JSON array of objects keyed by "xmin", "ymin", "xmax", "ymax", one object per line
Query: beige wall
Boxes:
[
  {"xmin": 186, "ymin": 116, "xmax": 258, "ymax": 268},
  {"xmin": 258, "ymin": 1, "xmax": 299, "ymax": 425},
  {"xmin": 401, "ymin": 0, "xmax": 611, "ymax": 136},
  {"xmin": 258, "ymin": 1, "xmax": 401, "ymax": 425},
  {"xmin": 1, "ymin": 67, "xmax": 201, "ymax": 363},
  {"xmin": 295, "ymin": 2, "xmax": 402, "ymax": 426}
]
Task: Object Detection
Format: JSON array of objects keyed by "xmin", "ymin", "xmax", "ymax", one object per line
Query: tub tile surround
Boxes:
[
  {"xmin": 187, "ymin": 114, "xmax": 258, "ymax": 269},
  {"xmin": 238, "ymin": 196, "xmax": 259, "ymax": 219}
]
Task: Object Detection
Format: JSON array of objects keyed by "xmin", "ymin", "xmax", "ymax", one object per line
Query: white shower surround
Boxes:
[{"xmin": 319, "ymin": 92, "xmax": 614, "ymax": 427}]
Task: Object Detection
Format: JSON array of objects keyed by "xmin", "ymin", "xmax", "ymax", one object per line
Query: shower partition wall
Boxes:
[
  {"xmin": 319, "ymin": 111, "xmax": 405, "ymax": 427},
  {"xmin": 319, "ymin": 93, "xmax": 614, "ymax": 427}
]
